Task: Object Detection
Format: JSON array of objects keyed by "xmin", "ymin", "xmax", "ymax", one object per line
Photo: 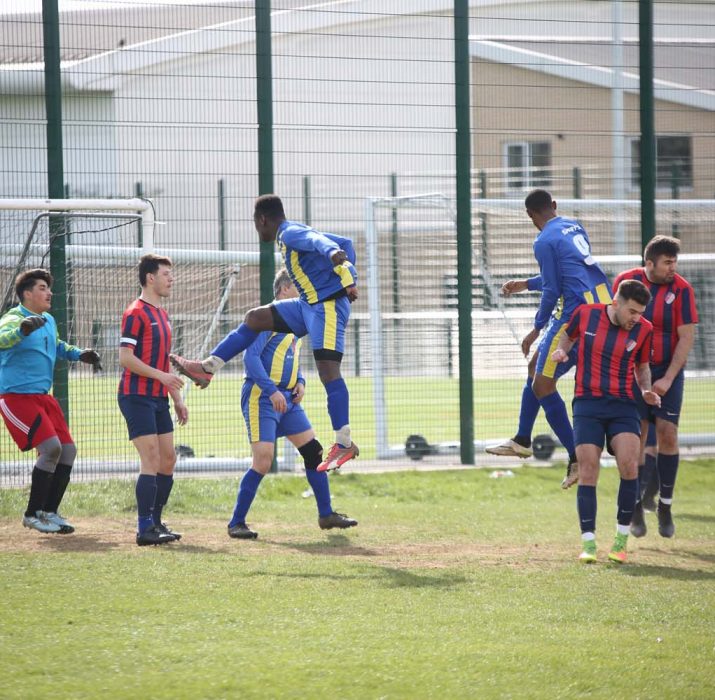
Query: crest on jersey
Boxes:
[
  {"xmin": 665, "ymin": 292, "xmax": 676, "ymax": 304},
  {"xmin": 626, "ymin": 340, "xmax": 637, "ymax": 352}
]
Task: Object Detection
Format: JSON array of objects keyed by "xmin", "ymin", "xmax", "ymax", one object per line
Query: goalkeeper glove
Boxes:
[
  {"xmin": 79, "ymin": 349, "xmax": 103, "ymax": 371},
  {"xmin": 19, "ymin": 315, "xmax": 47, "ymax": 336}
]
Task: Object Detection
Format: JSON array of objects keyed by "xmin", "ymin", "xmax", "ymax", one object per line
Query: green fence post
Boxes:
[
  {"xmin": 479, "ymin": 170, "xmax": 491, "ymax": 309},
  {"xmin": 454, "ymin": 0, "xmax": 474, "ymax": 464},
  {"xmin": 134, "ymin": 181, "xmax": 144, "ymax": 247},
  {"xmin": 43, "ymin": 0, "xmax": 69, "ymax": 421},
  {"xmin": 639, "ymin": 0, "xmax": 656, "ymax": 248},
  {"xmin": 303, "ymin": 176, "xmax": 311, "ymax": 226}
]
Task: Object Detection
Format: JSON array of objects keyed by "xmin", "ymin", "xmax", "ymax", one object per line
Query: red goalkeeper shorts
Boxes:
[{"xmin": 0, "ymin": 393, "xmax": 73, "ymax": 452}]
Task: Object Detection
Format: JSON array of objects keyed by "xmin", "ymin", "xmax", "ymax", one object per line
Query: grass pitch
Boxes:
[{"xmin": 1, "ymin": 460, "xmax": 714, "ymax": 699}]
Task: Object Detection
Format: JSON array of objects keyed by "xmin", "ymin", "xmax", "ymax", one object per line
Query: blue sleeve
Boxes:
[
  {"xmin": 533, "ymin": 238, "xmax": 561, "ymax": 330},
  {"xmin": 527, "ymin": 275, "xmax": 542, "ymax": 292},
  {"xmin": 281, "ymin": 226, "xmax": 341, "ymax": 262},
  {"xmin": 340, "ymin": 237, "xmax": 357, "ymax": 265},
  {"xmin": 243, "ymin": 333, "xmax": 279, "ymax": 396},
  {"xmin": 296, "ymin": 368, "xmax": 305, "ymax": 386},
  {"xmin": 51, "ymin": 315, "xmax": 81, "ymax": 361}
]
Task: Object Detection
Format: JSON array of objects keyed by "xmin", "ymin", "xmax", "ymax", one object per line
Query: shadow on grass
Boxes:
[
  {"xmin": 264, "ymin": 533, "xmax": 379, "ymax": 557},
  {"xmin": 36, "ymin": 534, "xmax": 123, "ymax": 553},
  {"xmin": 242, "ymin": 565, "xmax": 466, "ymax": 589},
  {"xmin": 618, "ymin": 562, "xmax": 715, "ymax": 581},
  {"xmin": 677, "ymin": 512, "xmax": 715, "ymax": 524}
]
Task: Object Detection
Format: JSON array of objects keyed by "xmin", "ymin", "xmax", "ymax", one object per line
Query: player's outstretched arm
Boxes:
[{"xmin": 119, "ymin": 347, "xmax": 184, "ymax": 392}]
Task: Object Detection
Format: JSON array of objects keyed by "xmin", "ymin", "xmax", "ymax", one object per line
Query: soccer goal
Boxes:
[
  {"xmin": 0, "ymin": 198, "xmax": 280, "ymax": 487},
  {"xmin": 364, "ymin": 194, "xmax": 715, "ymax": 460}
]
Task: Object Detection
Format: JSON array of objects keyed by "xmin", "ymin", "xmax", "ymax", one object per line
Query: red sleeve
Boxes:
[
  {"xmin": 612, "ymin": 272, "xmax": 624, "ymax": 295},
  {"xmin": 566, "ymin": 305, "xmax": 583, "ymax": 340},
  {"xmin": 120, "ymin": 309, "xmax": 143, "ymax": 349},
  {"xmin": 678, "ymin": 283, "xmax": 698, "ymax": 326},
  {"xmin": 636, "ymin": 328, "xmax": 653, "ymax": 365}
]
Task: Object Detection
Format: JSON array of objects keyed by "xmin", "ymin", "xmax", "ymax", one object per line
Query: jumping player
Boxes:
[
  {"xmin": 488, "ymin": 189, "xmax": 612, "ymax": 489},
  {"xmin": 227, "ymin": 269, "xmax": 357, "ymax": 539},
  {"xmin": 614, "ymin": 235, "xmax": 698, "ymax": 539},
  {"xmin": 0, "ymin": 268, "xmax": 102, "ymax": 534},
  {"xmin": 552, "ymin": 279, "xmax": 659, "ymax": 564},
  {"xmin": 171, "ymin": 194, "xmax": 359, "ymax": 473}
]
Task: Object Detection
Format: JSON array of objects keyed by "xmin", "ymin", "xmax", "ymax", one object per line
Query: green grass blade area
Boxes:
[{"xmin": 1, "ymin": 461, "xmax": 714, "ymax": 699}]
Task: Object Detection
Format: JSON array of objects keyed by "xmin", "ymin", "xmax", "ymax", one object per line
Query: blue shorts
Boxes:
[
  {"xmin": 272, "ymin": 296, "xmax": 351, "ymax": 354},
  {"xmin": 241, "ymin": 382, "xmax": 312, "ymax": 443},
  {"xmin": 635, "ymin": 366, "xmax": 684, "ymax": 426},
  {"xmin": 118, "ymin": 394, "xmax": 173, "ymax": 440},
  {"xmin": 535, "ymin": 318, "xmax": 577, "ymax": 380},
  {"xmin": 573, "ymin": 396, "xmax": 641, "ymax": 448}
]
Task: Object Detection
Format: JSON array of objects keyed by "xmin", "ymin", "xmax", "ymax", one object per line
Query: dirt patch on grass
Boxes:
[{"xmin": 1, "ymin": 516, "xmax": 712, "ymax": 574}]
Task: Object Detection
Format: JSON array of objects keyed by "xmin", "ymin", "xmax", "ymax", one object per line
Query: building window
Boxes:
[
  {"xmin": 504, "ymin": 141, "xmax": 552, "ymax": 191},
  {"xmin": 629, "ymin": 135, "xmax": 692, "ymax": 190}
]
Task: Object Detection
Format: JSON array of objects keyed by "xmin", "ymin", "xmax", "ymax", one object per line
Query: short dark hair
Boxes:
[
  {"xmin": 254, "ymin": 194, "xmax": 286, "ymax": 220},
  {"xmin": 273, "ymin": 267, "xmax": 293, "ymax": 298},
  {"xmin": 617, "ymin": 279, "xmax": 651, "ymax": 307},
  {"xmin": 15, "ymin": 268, "xmax": 52, "ymax": 301},
  {"xmin": 138, "ymin": 253, "xmax": 172, "ymax": 287},
  {"xmin": 644, "ymin": 235, "xmax": 680, "ymax": 263},
  {"xmin": 524, "ymin": 189, "xmax": 553, "ymax": 212}
]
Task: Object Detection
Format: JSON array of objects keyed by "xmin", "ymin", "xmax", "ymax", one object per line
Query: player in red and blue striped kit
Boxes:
[
  {"xmin": 553, "ymin": 279, "xmax": 660, "ymax": 564},
  {"xmin": 118, "ymin": 254, "xmax": 187, "ymax": 546},
  {"xmin": 614, "ymin": 236, "xmax": 698, "ymax": 539}
]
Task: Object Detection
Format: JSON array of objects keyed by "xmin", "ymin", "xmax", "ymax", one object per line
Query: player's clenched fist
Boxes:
[{"xmin": 19, "ymin": 315, "xmax": 47, "ymax": 336}]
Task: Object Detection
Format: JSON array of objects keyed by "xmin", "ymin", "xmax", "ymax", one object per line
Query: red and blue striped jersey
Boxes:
[
  {"xmin": 566, "ymin": 303, "xmax": 653, "ymax": 401},
  {"xmin": 613, "ymin": 268, "xmax": 698, "ymax": 366},
  {"xmin": 118, "ymin": 298, "xmax": 172, "ymax": 397}
]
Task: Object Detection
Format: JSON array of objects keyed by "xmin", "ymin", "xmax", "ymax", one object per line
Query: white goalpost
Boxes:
[
  {"xmin": 364, "ymin": 194, "xmax": 715, "ymax": 461},
  {"xmin": 0, "ymin": 198, "xmax": 288, "ymax": 487}
]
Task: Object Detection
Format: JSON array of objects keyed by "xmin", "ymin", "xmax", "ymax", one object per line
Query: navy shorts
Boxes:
[
  {"xmin": 635, "ymin": 366, "xmax": 684, "ymax": 426},
  {"xmin": 573, "ymin": 396, "xmax": 641, "ymax": 449},
  {"xmin": 241, "ymin": 382, "xmax": 311, "ymax": 443},
  {"xmin": 118, "ymin": 394, "xmax": 173, "ymax": 440}
]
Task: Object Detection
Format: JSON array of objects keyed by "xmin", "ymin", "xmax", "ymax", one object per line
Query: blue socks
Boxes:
[
  {"xmin": 229, "ymin": 468, "xmax": 264, "ymax": 527},
  {"xmin": 325, "ymin": 378, "xmax": 350, "ymax": 441},
  {"xmin": 516, "ymin": 377, "xmax": 540, "ymax": 443},
  {"xmin": 657, "ymin": 453, "xmax": 679, "ymax": 501},
  {"xmin": 305, "ymin": 469, "xmax": 333, "ymax": 517},
  {"xmin": 539, "ymin": 391, "xmax": 575, "ymax": 456},
  {"xmin": 211, "ymin": 323, "xmax": 259, "ymax": 363},
  {"xmin": 617, "ymin": 478, "xmax": 638, "ymax": 526},
  {"xmin": 153, "ymin": 473, "xmax": 174, "ymax": 526},
  {"xmin": 136, "ymin": 474, "xmax": 157, "ymax": 534},
  {"xmin": 577, "ymin": 484, "xmax": 597, "ymax": 534}
]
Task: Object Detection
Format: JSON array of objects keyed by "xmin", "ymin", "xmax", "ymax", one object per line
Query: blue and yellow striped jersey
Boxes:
[
  {"xmin": 277, "ymin": 220, "xmax": 357, "ymax": 304},
  {"xmin": 532, "ymin": 216, "xmax": 611, "ymax": 330},
  {"xmin": 243, "ymin": 330, "xmax": 305, "ymax": 397}
]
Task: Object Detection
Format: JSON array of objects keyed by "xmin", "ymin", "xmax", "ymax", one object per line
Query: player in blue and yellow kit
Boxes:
[
  {"xmin": 487, "ymin": 189, "xmax": 612, "ymax": 489},
  {"xmin": 0, "ymin": 268, "xmax": 101, "ymax": 534},
  {"xmin": 227, "ymin": 269, "xmax": 357, "ymax": 539},
  {"xmin": 171, "ymin": 195, "xmax": 359, "ymax": 473}
]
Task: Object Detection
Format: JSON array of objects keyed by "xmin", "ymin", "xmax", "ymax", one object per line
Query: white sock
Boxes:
[
  {"xmin": 617, "ymin": 524, "xmax": 630, "ymax": 536},
  {"xmin": 335, "ymin": 425, "xmax": 351, "ymax": 447},
  {"xmin": 660, "ymin": 497, "xmax": 673, "ymax": 505},
  {"xmin": 202, "ymin": 355, "xmax": 225, "ymax": 374},
  {"xmin": 581, "ymin": 532, "xmax": 595, "ymax": 542}
]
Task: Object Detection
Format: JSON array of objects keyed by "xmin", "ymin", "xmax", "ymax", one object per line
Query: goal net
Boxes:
[
  {"xmin": 0, "ymin": 199, "xmax": 271, "ymax": 487},
  {"xmin": 364, "ymin": 194, "xmax": 715, "ymax": 459}
]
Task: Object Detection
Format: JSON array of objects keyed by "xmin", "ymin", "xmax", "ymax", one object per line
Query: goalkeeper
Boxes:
[{"xmin": 0, "ymin": 268, "xmax": 102, "ymax": 534}]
